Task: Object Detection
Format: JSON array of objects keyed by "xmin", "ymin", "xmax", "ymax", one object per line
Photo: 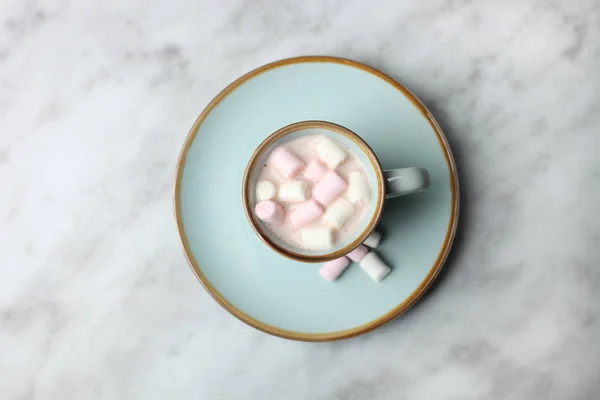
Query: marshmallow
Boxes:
[
  {"xmin": 301, "ymin": 226, "xmax": 333, "ymax": 250},
  {"xmin": 312, "ymin": 170, "xmax": 347, "ymax": 206},
  {"xmin": 271, "ymin": 146, "xmax": 305, "ymax": 179},
  {"xmin": 279, "ymin": 181, "xmax": 309, "ymax": 203},
  {"xmin": 256, "ymin": 180, "xmax": 277, "ymax": 201},
  {"xmin": 316, "ymin": 137, "xmax": 347, "ymax": 169},
  {"xmin": 254, "ymin": 200, "xmax": 284, "ymax": 225},
  {"xmin": 289, "ymin": 199, "xmax": 323, "ymax": 227},
  {"xmin": 347, "ymin": 171, "xmax": 371, "ymax": 204},
  {"xmin": 363, "ymin": 231, "xmax": 381, "ymax": 248},
  {"xmin": 323, "ymin": 198, "xmax": 354, "ymax": 229},
  {"xmin": 359, "ymin": 252, "xmax": 391, "ymax": 282},
  {"xmin": 347, "ymin": 245, "xmax": 368, "ymax": 262},
  {"xmin": 319, "ymin": 257, "xmax": 350, "ymax": 281},
  {"xmin": 303, "ymin": 159, "xmax": 328, "ymax": 183}
]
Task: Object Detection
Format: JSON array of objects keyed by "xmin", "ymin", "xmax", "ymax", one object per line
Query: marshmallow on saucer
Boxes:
[
  {"xmin": 301, "ymin": 226, "xmax": 333, "ymax": 250},
  {"xmin": 256, "ymin": 180, "xmax": 277, "ymax": 201},
  {"xmin": 363, "ymin": 231, "xmax": 381, "ymax": 248},
  {"xmin": 347, "ymin": 245, "xmax": 368, "ymax": 262},
  {"xmin": 359, "ymin": 252, "xmax": 391, "ymax": 282},
  {"xmin": 303, "ymin": 159, "xmax": 328, "ymax": 183},
  {"xmin": 316, "ymin": 137, "xmax": 347, "ymax": 169},
  {"xmin": 347, "ymin": 171, "xmax": 371, "ymax": 204},
  {"xmin": 319, "ymin": 257, "xmax": 350, "ymax": 281},
  {"xmin": 254, "ymin": 200, "xmax": 284, "ymax": 225},
  {"xmin": 271, "ymin": 146, "xmax": 305, "ymax": 180},
  {"xmin": 279, "ymin": 181, "xmax": 309, "ymax": 203},
  {"xmin": 312, "ymin": 170, "xmax": 347, "ymax": 206},
  {"xmin": 289, "ymin": 199, "xmax": 323, "ymax": 227},
  {"xmin": 323, "ymin": 198, "xmax": 354, "ymax": 229}
]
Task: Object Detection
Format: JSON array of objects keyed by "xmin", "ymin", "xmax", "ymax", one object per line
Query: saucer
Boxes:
[{"xmin": 175, "ymin": 56, "xmax": 459, "ymax": 341}]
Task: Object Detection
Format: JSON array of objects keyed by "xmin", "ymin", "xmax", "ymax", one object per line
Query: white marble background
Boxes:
[{"xmin": 2, "ymin": 0, "xmax": 600, "ymax": 398}]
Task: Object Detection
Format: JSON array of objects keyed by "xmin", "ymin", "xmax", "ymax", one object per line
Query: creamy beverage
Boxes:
[{"xmin": 253, "ymin": 135, "xmax": 372, "ymax": 251}]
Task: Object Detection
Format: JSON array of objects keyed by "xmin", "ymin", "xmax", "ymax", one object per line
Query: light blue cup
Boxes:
[{"xmin": 242, "ymin": 120, "xmax": 430, "ymax": 263}]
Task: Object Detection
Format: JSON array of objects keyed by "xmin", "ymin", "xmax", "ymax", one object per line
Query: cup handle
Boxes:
[{"xmin": 384, "ymin": 168, "xmax": 430, "ymax": 199}]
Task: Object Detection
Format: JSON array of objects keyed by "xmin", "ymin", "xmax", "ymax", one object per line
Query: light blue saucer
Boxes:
[{"xmin": 175, "ymin": 56, "xmax": 459, "ymax": 341}]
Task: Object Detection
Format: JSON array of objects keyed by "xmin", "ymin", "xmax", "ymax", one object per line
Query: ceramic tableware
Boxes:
[
  {"xmin": 242, "ymin": 120, "xmax": 430, "ymax": 262},
  {"xmin": 175, "ymin": 56, "xmax": 459, "ymax": 341}
]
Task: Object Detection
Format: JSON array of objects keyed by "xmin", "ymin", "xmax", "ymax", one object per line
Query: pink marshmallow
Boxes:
[
  {"xmin": 289, "ymin": 199, "xmax": 323, "ymax": 227},
  {"xmin": 347, "ymin": 245, "xmax": 369, "ymax": 262},
  {"xmin": 319, "ymin": 257, "xmax": 350, "ymax": 281},
  {"xmin": 312, "ymin": 170, "xmax": 348, "ymax": 206},
  {"xmin": 270, "ymin": 146, "xmax": 305, "ymax": 180},
  {"xmin": 255, "ymin": 200, "xmax": 284, "ymax": 225},
  {"xmin": 303, "ymin": 159, "xmax": 328, "ymax": 183}
]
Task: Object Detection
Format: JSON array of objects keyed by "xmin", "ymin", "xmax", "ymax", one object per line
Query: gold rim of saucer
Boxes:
[
  {"xmin": 174, "ymin": 56, "xmax": 460, "ymax": 342},
  {"xmin": 242, "ymin": 120, "xmax": 386, "ymax": 263}
]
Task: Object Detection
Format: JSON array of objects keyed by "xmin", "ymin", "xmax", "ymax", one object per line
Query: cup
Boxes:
[{"xmin": 242, "ymin": 120, "xmax": 430, "ymax": 263}]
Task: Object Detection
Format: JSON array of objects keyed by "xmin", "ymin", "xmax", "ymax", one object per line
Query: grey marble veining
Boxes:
[{"xmin": 2, "ymin": 0, "xmax": 600, "ymax": 398}]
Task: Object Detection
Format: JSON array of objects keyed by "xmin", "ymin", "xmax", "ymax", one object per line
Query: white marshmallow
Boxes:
[
  {"xmin": 363, "ymin": 231, "xmax": 381, "ymax": 248},
  {"xmin": 323, "ymin": 198, "xmax": 354, "ymax": 229},
  {"xmin": 278, "ymin": 181, "xmax": 309, "ymax": 203},
  {"xmin": 301, "ymin": 226, "xmax": 333, "ymax": 250},
  {"xmin": 347, "ymin": 171, "xmax": 371, "ymax": 204},
  {"xmin": 315, "ymin": 137, "xmax": 347, "ymax": 169},
  {"xmin": 359, "ymin": 252, "xmax": 391, "ymax": 282},
  {"xmin": 256, "ymin": 180, "xmax": 277, "ymax": 201}
]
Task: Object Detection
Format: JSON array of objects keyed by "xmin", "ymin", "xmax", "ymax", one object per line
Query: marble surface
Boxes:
[{"xmin": 2, "ymin": 0, "xmax": 600, "ymax": 398}]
